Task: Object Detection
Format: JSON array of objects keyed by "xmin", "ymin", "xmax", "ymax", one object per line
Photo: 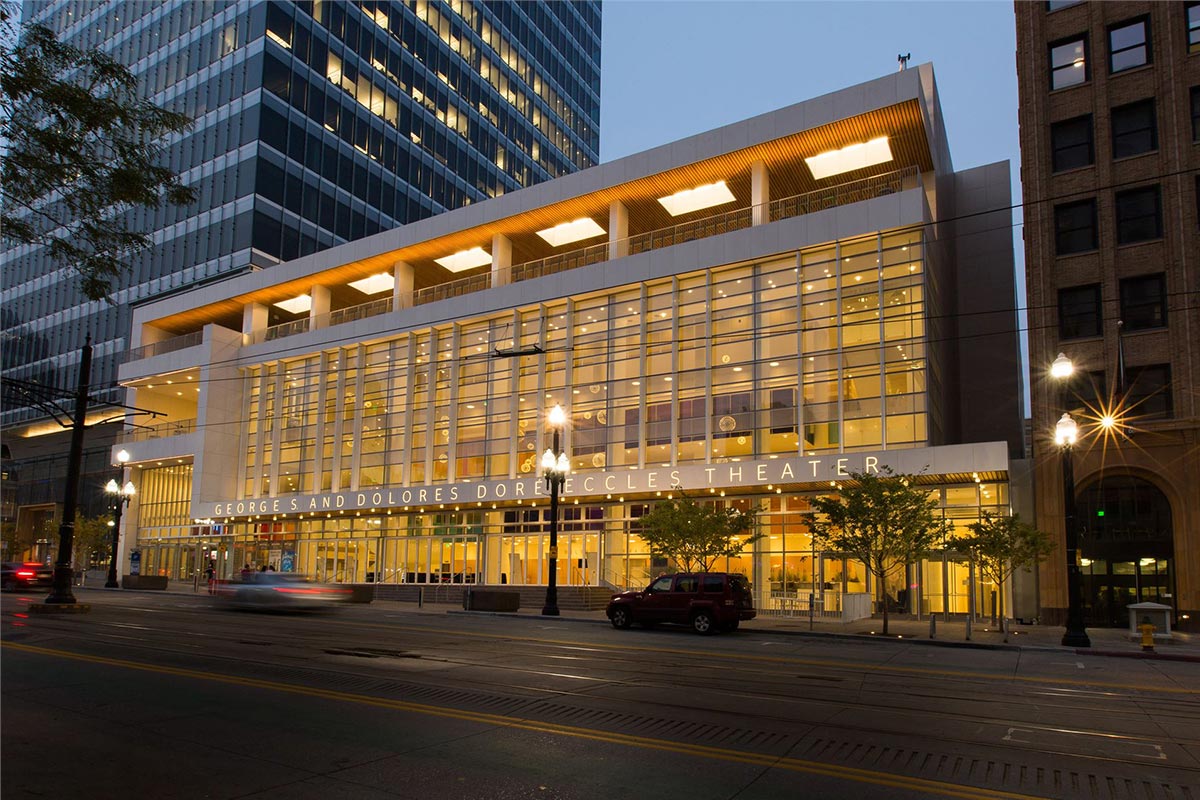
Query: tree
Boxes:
[
  {"xmin": 636, "ymin": 493, "xmax": 761, "ymax": 574},
  {"xmin": 41, "ymin": 513, "xmax": 110, "ymax": 568},
  {"xmin": 806, "ymin": 469, "xmax": 946, "ymax": 634},
  {"xmin": 961, "ymin": 512, "xmax": 1054, "ymax": 630},
  {"xmin": 0, "ymin": 4, "xmax": 195, "ymax": 301}
]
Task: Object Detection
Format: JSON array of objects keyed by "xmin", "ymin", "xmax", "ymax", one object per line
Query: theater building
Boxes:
[{"xmin": 111, "ymin": 65, "xmax": 1026, "ymax": 617}]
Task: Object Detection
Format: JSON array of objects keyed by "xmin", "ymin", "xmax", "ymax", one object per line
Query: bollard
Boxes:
[
  {"xmin": 929, "ymin": 615, "xmax": 936, "ymax": 640},
  {"xmin": 965, "ymin": 616, "xmax": 972, "ymax": 641},
  {"xmin": 418, "ymin": 587, "xmax": 424, "ymax": 608},
  {"xmin": 1002, "ymin": 616, "xmax": 1009, "ymax": 644},
  {"xmin": 1139, "ymin": 617, "xmax": 1155, "ymax": 652}
]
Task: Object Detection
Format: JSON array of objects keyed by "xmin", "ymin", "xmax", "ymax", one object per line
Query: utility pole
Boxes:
[{"xmin": 45, "ymin": 338, "xmax": 92, "ymax": 605}]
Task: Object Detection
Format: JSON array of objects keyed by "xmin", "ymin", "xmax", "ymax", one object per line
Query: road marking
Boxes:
[
  {"xmin": 1050, "ymin": 661, "xmax": 1085, "ymax": 669},
  {"xmin": 2, "ymin": 641, "xmax": 1041, "ymax": 800},
  {"xmin": 1003, "ymin": 727, "xmax": 1169, "ymax": 761},
  {"xmin": 343, "ymin": 620, "xmax": 1200, "ymax": 695}
]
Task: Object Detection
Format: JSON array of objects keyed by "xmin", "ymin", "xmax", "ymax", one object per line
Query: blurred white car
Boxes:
[{"xmin": 213, "ymin": 573, "xmax": 351, "ymax": 611}]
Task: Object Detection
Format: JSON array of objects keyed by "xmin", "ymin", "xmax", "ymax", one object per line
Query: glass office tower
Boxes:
[{"xmin": 0, "ymin": 0, "xmax": 601, "ymax": 544}]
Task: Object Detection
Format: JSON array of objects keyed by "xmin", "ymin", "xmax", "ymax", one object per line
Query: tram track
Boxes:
[{"xmin": 7, "ymin": 599, "xmax": 1200, "ymax": 797}]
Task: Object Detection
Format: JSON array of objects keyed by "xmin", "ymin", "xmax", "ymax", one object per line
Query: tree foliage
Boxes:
[
  {"xmin": 806, "ymin": 469, "xmax": 946, "ymax": 633},
  {"xmin": 0, "ymin": 5, "xmax": 195, "ymax": 300},
  {"xmin": 41, "ymin": 513, "xmax": 111, "ymax": 567},
  {"xmin": 960, "ymin": 512, "xmax": 1054, "ymax": 624},
  {"xmin": 636, "ymin": 493, "xmax": 761, "ymax": 574}
]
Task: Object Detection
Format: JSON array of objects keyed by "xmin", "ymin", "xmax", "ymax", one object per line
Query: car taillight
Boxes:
[{"xmin": 16, "ymin": 570, "xmax": 35, "ymax": 578}]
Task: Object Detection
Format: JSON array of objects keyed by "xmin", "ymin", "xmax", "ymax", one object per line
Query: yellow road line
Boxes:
[
  {"xmin": 342, "ymin": 620, "xmax": 1200, "ymax": 696},
  {"xmin": 4, "ymin": 640, "xmax": 1039, "ymax": 800}
]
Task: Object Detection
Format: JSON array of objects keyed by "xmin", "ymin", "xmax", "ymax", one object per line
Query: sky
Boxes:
[{"xmin": 597, "ymin": 0, "xmax": 1029, "ymax": 410}]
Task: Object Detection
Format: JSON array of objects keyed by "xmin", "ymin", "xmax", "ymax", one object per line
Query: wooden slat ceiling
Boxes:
[{"xmin": 152, "ymin": 100, "xmax": 931, "ymax": 333}]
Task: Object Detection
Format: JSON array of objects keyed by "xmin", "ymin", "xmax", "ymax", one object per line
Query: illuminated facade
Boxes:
[{"xmin": 113, "ymin": 65, "xmax": 1025, "ymax": 617}]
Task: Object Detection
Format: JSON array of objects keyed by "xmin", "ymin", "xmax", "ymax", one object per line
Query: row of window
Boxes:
[
  {"xmin": 1063, "ymin": 363, "xmax": 1174, "ymax": 420},
  {"xmin": 1049, "ymin": 6, "xmax": 1200, "ymax": 91},
  {"xmin": 1050, "ymin": 97, "xmax": 1158, "ymax": 171},
  {"xmin": 1058, "ymin": 273, "xmax": 1166, "ymax": 339},
  {"xmin": 1054, "ymin": 185, "xmax": 1161, "ymax": 254}
]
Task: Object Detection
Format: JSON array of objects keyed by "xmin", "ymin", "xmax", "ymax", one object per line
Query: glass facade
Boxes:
[
  {"xmin": 128, "ymin": 228, "xmax": 1011, "ymax": 615},
  {"xmin": 1, "ymin": 0, "xmax": 601, "ymax": 439}
]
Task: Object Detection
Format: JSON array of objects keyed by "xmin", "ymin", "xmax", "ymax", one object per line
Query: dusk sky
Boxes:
[{"xmin": 598, "ymin": 0, "xmax": 1027, "ymax": 406}]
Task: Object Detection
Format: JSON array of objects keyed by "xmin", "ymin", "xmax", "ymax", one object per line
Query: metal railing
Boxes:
[
  {"xmin": 769, "ymin": 166, "xmax": 919, "ymax": 222},
  {"xmin": 629, "ymin": 207, "xmax": 754, "ymax": 255},
  {"xmin": 327, "ymin": 296, "xmax": 393, "ymax": 326},
  {"xmin": 413, "ymin": 271, "xmax": 492, "ymax": 307},
  {"xmin": 117, "ymin": 418, "xmax": 196, "ymax": 443},
  {"xmin": 261, "ymin": 317, "xmax": 310, "ymax": 343},
  {"xmin": 125, "ymin": 331, "xmax": 204, "ymax": 362}
]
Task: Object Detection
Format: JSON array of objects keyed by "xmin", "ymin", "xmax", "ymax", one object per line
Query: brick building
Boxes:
[{"xmin": 1015, "ymin": 1, "xmax": 1199, "ymax": 629}]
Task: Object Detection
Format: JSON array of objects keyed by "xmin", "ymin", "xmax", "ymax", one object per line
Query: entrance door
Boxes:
[{"xmin": 1078, "ymin": 476, "xmax": 1174, "ymax": 627}]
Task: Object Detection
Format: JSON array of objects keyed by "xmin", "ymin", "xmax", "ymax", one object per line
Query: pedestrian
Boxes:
[
  {"xmin": 205, "ymin": 564, "xmax": 216, "ymax": 595},
  {"xmin": 240, "ymin": 563, "xmax": 253, "ymax": 581}
]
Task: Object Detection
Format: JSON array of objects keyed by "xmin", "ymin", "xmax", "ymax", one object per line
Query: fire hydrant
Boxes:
[{"xmin": 1138, "ymin": 617, "xmax": 1156, "ymax": 652}]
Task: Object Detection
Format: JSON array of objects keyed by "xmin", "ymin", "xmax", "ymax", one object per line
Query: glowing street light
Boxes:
[
  {"xmin": 541, "ymin": 404, "xmax": 569, "ymax": 616},
  {"xmin": 105, "ymin": 450, "xmax": 135, "ymax": 589},
  {"xmin": 1051, "ymin": 357, "xmax": 1090, "ymax": 648}
]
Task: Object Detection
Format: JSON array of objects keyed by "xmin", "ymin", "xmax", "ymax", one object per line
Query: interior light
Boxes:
[
  {"xmin": 435, "ymin": 247, "xmax": 492, "ymax": 272},
  {"xmin": 657, "ymin": 181, "xmax": 736, "ymax": 216},
  {"xmin": 348, "ymin": 272, "xmax": 395, "ymax": 295},
  {"xmin": 273, "ymin": 295, "xmax": 312, "ymax": 314},
  {"xmin": 536, "ymin": 217, "xmax": 605, "ymax": 247},
  {"xmin": 805, "ymin": 136, "xmax": 893, "ymax": 180}
]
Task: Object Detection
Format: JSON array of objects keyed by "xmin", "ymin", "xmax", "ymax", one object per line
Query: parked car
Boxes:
[
  {"xmin": 1, "ymin": 561, "xmax": 54, "ymax": 592},
  {"xmin": 212, "ymin": 572, "xmax": 352, "ymax": 612},
  {"xmin": 606, "ymin": 572, "xmax": 755, "ymax": 634}
]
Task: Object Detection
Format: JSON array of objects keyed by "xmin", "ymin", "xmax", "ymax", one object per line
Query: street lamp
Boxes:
[
  {"xmin": 1052, "ymin": 354, "xmax": 1091, "ymax": 648},
  {"xmin": 105, "ymin": 449, "xmax": 135, "ymax": 589},
  {"xmin": 541, "ymin": 404, "xmax": 569, "ymax": 616}
]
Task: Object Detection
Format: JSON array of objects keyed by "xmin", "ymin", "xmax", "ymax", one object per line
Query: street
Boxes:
[{"xmin": 3, "ymin": 590, "xmax": 1199, "ymax": 800}]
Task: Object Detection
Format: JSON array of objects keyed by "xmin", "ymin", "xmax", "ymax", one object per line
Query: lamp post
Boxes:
[
  {"xmin": 1051, "ymin": 353, "xmax": 1091, "ymax": 648},
  {"xmin": 105, "ymin": 449, "xmax": 135, "ymax": 589},
  {"xmin": 541, "ymin": 404, "xmax": 569, "ymax": 617}
]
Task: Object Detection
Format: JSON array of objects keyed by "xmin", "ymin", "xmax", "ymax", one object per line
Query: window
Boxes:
[
  {"xmin": 1189, "ymin": 3, "xmax": 1200, "ymax": 54},
  {"xmin": 1047, "ymin": 0, "xmax": 1082, "ymax": 9},
  {"xmin": 1126, "ymin": 364, "xmax": 1172, "ymax": 418},
  {"xmin": 1120, "ymin": 274, "xmax": 1167, "ymax": 330},
  {"xmin": 1111, "ymin": 99, "xmax": 1157, "ymax": 158},
  {"xmin": 1191, "ymin": 87, "xmax": 1199, "ymax": 142},
  {"xmin": 1115, "ymin": 185, "xmax": 1162, "ymax": 244},
  {"xmin": 1051, "ymin": 115, "xmax": 1094, "ymax": 171},
  {"xmin": 1109, "ymin": 18, "xmax": 1150, "ymax": 72},
  {"xmin": 1059, "ymin": 284, "xmax": 1102, "ymax": 339},
  {"xmin": 1050, "ymin": 36, "xmax": 1088, "ymax": 90},
  {"xmin": 1055, "ymin": 199, "xmax": 1097, "ymax": 254}
]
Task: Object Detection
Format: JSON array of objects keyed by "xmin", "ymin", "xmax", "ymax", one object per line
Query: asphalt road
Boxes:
[{"xmin": 3, "ymin": 589, "xmax": 1199, "ymax": 800}]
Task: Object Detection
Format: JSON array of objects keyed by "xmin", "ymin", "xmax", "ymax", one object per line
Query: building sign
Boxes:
[{"xmin": 199, "ymin": 442, "xmax": 1008, "ymax": 520}]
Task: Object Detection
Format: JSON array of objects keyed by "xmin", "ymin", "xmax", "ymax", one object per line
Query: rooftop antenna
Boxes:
[{"xmin": 898, "ymin": 53, "xmax": 911, "ymax": 71}]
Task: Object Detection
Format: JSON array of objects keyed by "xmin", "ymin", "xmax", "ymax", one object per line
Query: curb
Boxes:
[{"xmin": 1076, "ymin": 648, "xmax": 1200, "ymax": 664}]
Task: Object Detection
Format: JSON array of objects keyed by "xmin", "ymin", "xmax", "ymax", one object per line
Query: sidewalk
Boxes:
[{"xmin": 92, "ymin": 580, "xmax": 1200, "ymax": 661}]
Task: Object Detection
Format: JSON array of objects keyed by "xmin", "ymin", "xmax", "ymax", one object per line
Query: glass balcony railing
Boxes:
[
  {"xmin": 124, "ymin": 331, "xmax": 204, "ymax": 362},
  {"xmin": 117, "ymin": 418, "xmax": 197, "ymax": 443}
]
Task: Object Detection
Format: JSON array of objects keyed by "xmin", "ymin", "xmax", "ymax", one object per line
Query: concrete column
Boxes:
[
  {"xmin": 242, "ymin": 302, "xmax": 268, "ymax": 345},
  {"xmin": 751, "ymin": 160, "xmax": 770, "ymax": 226},
  {"xmin": 491, "ymin": 234, "xmax": 511, "ymax": 287},
  {"xmin": 309, "ymin": 285, "xmax": 330, "ymax": 329},
  {"xmin": 393, "ymin": 261, "xmax": 414, "ymax": 310},
  {"xmin": 609, "ymin": 200, "xmax": 629, "ymax": 259}
]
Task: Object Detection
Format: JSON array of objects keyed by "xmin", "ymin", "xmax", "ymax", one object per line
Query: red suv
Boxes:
[{"xmin": 606, "ymin": 572, "xmax": 755, "ymax": 634}]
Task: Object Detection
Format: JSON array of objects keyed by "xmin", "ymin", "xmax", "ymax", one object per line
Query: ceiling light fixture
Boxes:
[
  {"xmin": 435, "ymin": 247, "xmax": 492, "ymax": 272},
  {"xmin": 348, "ymin": 272, "xmax": 395, "ymax": 295},
  {"xmin": 273, "ymin": 295, "xmax": 312, "ymax": 314},
  {"xmin": 805, "ymin": 136, "xmax": 893, "ymax": 180},
  {"xmin": 657, "ymin": 180, "xmax": 735, "ymax": 216},
  {"xmin": 536, "ymin": 217, "xmax": 605, "ymax": 247}
]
